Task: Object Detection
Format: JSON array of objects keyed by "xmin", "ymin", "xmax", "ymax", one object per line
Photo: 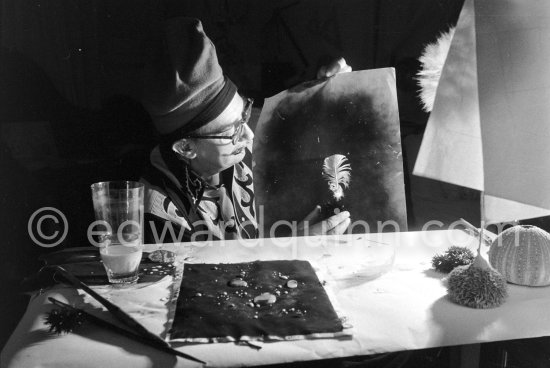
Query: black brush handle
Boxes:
[
  {"xmin": 48, "ymin": 298, "xmax": 206, "ymax": 364},
  {"xmin": 47, "ymin": 266, "xmax": 170, "ymax": 349},
  {"xmin": 39, "ymin": 247, "xmax": 100, "ymax": 265}
]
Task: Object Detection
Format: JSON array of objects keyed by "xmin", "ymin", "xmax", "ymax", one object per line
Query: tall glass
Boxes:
[{"xmin": 90, "ymin": 181, "xmax": 144, "ymax": 284}]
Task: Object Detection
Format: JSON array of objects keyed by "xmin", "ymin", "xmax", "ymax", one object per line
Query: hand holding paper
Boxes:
[{"xmin": 316, "ymin": 57, "xmax": 352, "ymax": 79}]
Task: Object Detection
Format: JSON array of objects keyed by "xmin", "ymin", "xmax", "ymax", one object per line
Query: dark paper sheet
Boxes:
[
  {"xmin": 253, "ymin": 68, "xmax": 406, "ymax": 236},
  {"xmin": 169, "ymin": 260, "xmax": 346, "ymax": 342}
]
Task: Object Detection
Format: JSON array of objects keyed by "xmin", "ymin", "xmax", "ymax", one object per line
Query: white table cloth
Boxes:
[{"xmin": 3, "ymin": 230, "xmax": 550, "ymax": 368}]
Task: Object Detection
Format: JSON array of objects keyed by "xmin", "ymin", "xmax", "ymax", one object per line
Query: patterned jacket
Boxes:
[{"xmin": 140, "ymin": 146, "xmax": 258, "ymax": 244}]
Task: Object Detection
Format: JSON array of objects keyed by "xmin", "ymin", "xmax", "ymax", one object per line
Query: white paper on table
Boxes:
[
  {"xmin": 7, "ymin": 232, "xmax": 550, "ymax": 368},
  {"xmin": 413, "ymin": 0, "xmax": 550, "ymax": 224},
  {"xmin": 76, "ymin": 266, "xmax": 184, "ymax": 339}
]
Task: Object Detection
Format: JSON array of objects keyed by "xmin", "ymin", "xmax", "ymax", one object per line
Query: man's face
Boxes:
[{"xmin": 186, "ymin": 94, "xmax": 254, "ymax": 178}]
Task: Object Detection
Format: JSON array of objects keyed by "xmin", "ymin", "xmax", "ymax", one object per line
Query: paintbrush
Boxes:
[
  {"xmin": 43, "ymin": 265, "xmax": 206, "ymax": 364},
  {"xmin": 46, "ymin": 297, "xmax": 205, "ymax": 364}
]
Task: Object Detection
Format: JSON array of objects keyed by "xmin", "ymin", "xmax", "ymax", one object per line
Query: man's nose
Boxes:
[{"xmin": 241, "ymin": 123, "xmax": 254, "ymax": 143}]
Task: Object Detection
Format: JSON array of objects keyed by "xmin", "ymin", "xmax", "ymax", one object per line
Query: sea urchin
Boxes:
[{"xmin": 447, "ymin": 254, "xmax": 508, "ymax": 309}]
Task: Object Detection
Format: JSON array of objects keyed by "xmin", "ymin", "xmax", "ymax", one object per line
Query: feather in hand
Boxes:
[{"xmin": 322, "ymin": 154, "xmax": 351, "ymax": 200}]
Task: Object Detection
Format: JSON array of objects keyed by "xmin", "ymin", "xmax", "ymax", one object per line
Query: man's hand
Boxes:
[
  {"xmin": 316, "ymin": 57, "xmax": 353, "ymax": 79},
  {"xmin": 297, "ymin": 205, "xmax": 351, "ymax": 236}
]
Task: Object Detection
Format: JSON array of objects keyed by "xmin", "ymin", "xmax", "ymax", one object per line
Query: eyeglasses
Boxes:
[{"xmin": 184, "ymin": 97, "xmax": 254, "ymax": 145}]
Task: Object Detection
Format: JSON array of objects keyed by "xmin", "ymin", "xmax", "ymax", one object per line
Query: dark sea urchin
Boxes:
[
  {"xmin": 447, "ymin": 255, "xmax": 508, "ymax": 309},
  {"xmin": 45, "ymin": 307, "xmax": 86, "ymax": 334},
  {"xmin": 432, "ymin": 246, "xmax": 475, "ymax": 273}
]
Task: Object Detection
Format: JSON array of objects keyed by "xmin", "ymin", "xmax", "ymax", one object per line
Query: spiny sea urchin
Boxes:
[
  {"xmin": 447, "ymin": 254, "xmax": 507, "ymax": 309},
  {"xmin": 432, "ymin": 246, "xmax": 474, "ymax": 273}
]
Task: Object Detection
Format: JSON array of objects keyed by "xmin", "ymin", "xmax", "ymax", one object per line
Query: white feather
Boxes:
[
  {"xmin": 417, "ymin": 27, "xmax": 456, "ymax": 112},
  {"xmin": 322, "ymin": 154, "xmax": 351, "ymax": 200}
]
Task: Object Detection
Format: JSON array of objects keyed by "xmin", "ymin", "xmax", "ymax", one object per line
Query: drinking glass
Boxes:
[{"xmin": 90, "ymin": 181, "xmax": 144, "ymax": 284}]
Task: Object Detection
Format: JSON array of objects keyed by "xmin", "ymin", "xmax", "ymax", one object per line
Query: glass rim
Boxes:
[{"xmin": 90, "ymin": 180, "xmax": 144, "ymax": 191}]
